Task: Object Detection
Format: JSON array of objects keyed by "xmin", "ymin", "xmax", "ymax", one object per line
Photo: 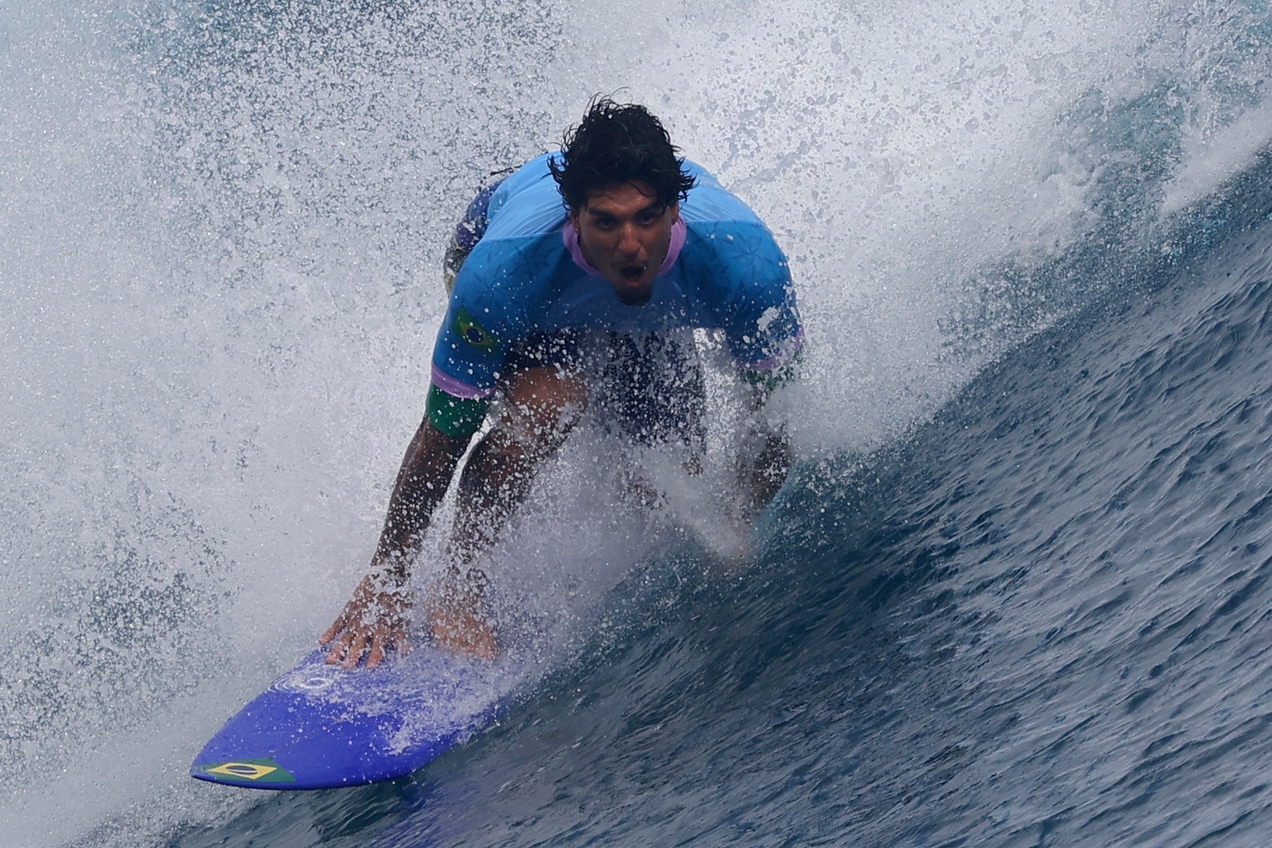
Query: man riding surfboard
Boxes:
[{"xmin": 322, "ymin": 98, "xmax": 803, "ymax": 665}]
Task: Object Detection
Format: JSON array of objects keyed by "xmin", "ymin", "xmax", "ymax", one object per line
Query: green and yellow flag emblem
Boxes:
[
  {"xmin": 196, "ymin": 757, "xmax": 297, "ymax": 784},
  {"xmin": 454, "ymin": 306, "xmax": 500, "ymax": 352}
]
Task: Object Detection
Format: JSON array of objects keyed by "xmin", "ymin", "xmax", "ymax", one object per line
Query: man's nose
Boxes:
[{"xmin": 617, "ymin": 224, "xmax": 642, "ymax": 254}]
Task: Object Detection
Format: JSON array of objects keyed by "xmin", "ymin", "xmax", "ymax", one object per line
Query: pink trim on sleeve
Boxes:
[
  {"xmin": 740, "ymin": 326, "xmax": 805, "ymax": 373},
  {"xmin": 431, "ymin": 364, "xmax": 496, "ymax": 400}
]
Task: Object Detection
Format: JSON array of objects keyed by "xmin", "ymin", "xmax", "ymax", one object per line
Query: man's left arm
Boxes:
[
  {"xmin": 735, "ymin": 361, "xmax": 798, "ymax": 518},
  {"xmin": 710, "ymin": 218, "xmax": 804, "ymax": 518}
]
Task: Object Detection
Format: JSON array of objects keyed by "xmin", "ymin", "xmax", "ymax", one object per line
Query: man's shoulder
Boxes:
[
  {"xmin": 452, "ymin": 154, "xmax": 570, "ymax": 303},
  {"xmin": 679, "ymin": 162, "xmax": 766, "ymax": 227},
  {"xmin": 483, "ymin": 154, "xmax": 568, "ymax": 240},
  {"xmin": 452, "ymin": 232, "xmax": 568, "ymax": 312},
  {"xmin": 679, "ymin": 214, "xmax": 787, "ymax": 286}
]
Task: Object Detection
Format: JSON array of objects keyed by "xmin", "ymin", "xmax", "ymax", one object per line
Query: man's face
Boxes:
[{"xmin": 571, "ymin": 181, "xmax": 679, "ymax": 306}]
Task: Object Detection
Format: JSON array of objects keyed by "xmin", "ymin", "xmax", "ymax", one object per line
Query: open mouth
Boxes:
[{"xmin": 620, "ymin": 265, "xmax": 645, "ymax": 282}]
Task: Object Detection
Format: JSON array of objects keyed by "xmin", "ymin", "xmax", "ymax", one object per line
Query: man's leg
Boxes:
[
  {"xmin": 451, "ymin": 365, "xmax": 588, "ymax": 558},
  {"xmin": 443, "ymin": 175, "xmax": 508, "ymax": 293},
  {"xmin": 430, "ymin": 364, "xmax": 588, "ymax": 657}
]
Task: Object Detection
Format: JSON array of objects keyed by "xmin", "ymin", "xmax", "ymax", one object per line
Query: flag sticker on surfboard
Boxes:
[
  {"xmin": 191, "ymin": 645, "xmax": 529, "ymax": 790},
  {"xmin": 194, "ymin": 758, "xmax": 297, "ymax": 784}
]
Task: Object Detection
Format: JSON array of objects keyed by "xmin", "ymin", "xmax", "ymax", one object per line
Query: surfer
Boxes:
[{"xmin": 322, "ymin": 98, "xmax": 804, "ymax": 666}]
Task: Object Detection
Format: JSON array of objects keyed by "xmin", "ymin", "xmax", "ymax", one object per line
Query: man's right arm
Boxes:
[
  {"xmin": 371, "ymin": 410, "xmax": 474, "ymax": 578},
  {"xmin": 320, "ymin": 388, "xmax": 484, "ymax": 668}
]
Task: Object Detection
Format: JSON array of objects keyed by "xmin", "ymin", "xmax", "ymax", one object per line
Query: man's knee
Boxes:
[{"xmin": 490, "ymin": 367, "xmax": 588, "ymax": 454}]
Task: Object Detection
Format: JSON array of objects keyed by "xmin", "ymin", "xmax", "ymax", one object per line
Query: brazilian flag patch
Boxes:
[
  {"xmin": 454, "ymin": 306, "xmax": 500, "ymax": 352},
  {"xmin": 196, "ymin": 757, "xmax": 297, "ymax": 784}
]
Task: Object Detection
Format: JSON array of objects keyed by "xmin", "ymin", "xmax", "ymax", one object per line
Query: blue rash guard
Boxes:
[{"xmin": 428, "ymin": 153, "xmax": 804, "ymax": 437}]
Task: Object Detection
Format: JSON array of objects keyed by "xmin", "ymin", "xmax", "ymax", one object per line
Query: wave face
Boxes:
[{"xmin": 5, "ymin": 0, "xmax": 1272, "ymax": 845}]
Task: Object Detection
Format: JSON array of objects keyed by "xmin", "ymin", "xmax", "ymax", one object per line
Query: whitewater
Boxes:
[{"xmin": 5, "ymin": 0, "xmax": 1272, "ymax": 844}]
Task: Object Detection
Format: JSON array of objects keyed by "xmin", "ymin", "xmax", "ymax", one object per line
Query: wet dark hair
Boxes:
[{"xmin": 549, "ymin": 97, "xmax": 696, "ymax": 212}]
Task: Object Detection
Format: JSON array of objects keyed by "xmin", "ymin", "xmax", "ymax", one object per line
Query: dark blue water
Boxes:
[
  {"xmin": 7, "ymin": 0, "xmax": 1272, "ymax": 845},
  {"xmin": 159, "ymin": 157, "xmax": 1272, "ymax": 848}
]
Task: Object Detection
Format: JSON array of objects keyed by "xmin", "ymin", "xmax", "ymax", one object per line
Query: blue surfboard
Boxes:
[{"xmin": 191, "ymin": 644, "xmax": 527, "ymax": 790}]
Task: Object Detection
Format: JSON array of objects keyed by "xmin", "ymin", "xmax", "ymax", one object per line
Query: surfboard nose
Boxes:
[{"xmin": 190, "ymin": 646, "xmax": 524, "ymax": 790}]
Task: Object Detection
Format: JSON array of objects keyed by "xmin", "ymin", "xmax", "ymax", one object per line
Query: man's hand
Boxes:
[
  {"xmin": 320, "ymin": 572, "xmax": 412, "ymax": 669},
  {"xmin": 428, "ymin": 567, "xmax": 499, "ymax": 660}
]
